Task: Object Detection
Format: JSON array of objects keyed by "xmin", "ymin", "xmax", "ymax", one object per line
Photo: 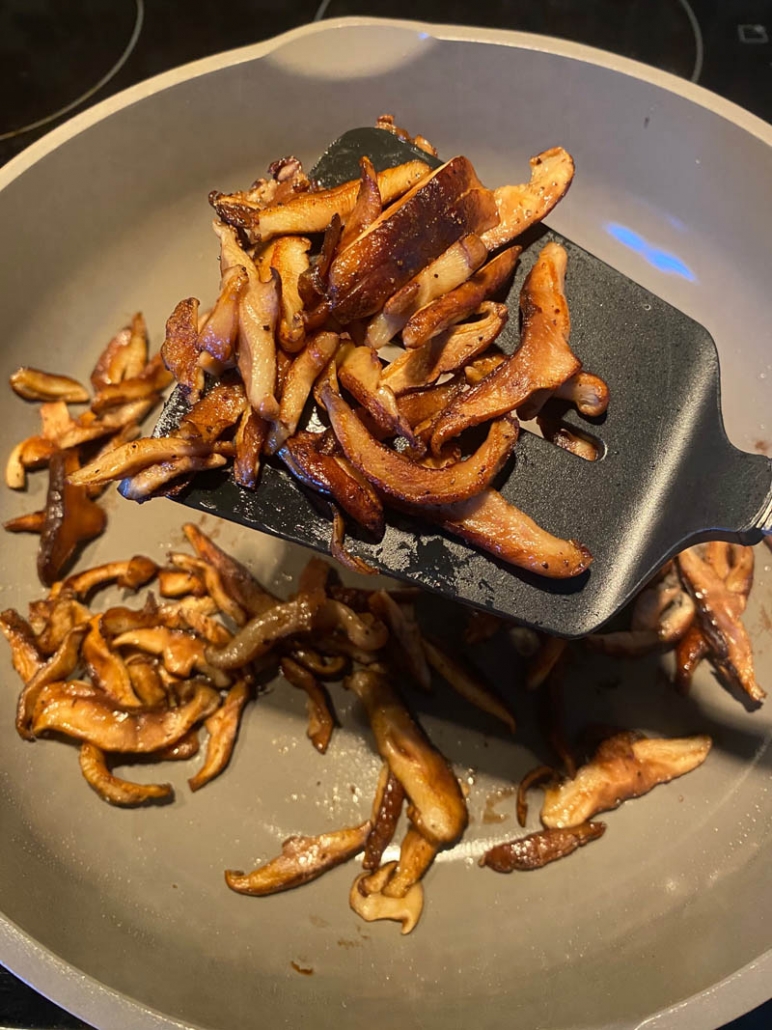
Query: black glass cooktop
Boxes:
[{"xmin": 1, "ymin": 0, "xmax": 770, "ymax": 1027}]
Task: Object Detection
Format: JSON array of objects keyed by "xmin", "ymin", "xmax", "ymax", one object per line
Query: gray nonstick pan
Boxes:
[{"xmin": 1, "ymin": 18, "xmax": 771, "ymax": 1030}]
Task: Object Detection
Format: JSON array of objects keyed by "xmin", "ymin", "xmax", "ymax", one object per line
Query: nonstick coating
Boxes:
[{"xmin": 1, "ymin": 18, "xmax": 771, "ymax": 1030}]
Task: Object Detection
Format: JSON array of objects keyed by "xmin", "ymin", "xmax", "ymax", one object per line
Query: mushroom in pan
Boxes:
[{"xmin": 540, "ymin": 731, "xmax": 712, "ymax": 829}]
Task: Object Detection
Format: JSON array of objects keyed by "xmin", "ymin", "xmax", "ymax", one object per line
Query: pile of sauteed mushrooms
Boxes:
[{"xmin": 60, "ymin": 117, "xmax": 601, "ymax": 578}]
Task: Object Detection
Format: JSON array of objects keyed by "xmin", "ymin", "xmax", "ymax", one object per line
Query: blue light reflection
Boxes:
[{"xmin": 605, "ymin": 222, "xmax": 696, "ymax": 282}]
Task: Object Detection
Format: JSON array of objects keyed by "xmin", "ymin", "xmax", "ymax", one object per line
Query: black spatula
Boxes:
[{"xmin": 153, "ymin": 128, "xmax": 772, "ymax": 638}]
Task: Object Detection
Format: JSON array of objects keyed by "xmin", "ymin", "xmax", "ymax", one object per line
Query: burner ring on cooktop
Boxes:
[{"xmin": 0, "ymin": 0, "xmax": 144, "ymax": 143}]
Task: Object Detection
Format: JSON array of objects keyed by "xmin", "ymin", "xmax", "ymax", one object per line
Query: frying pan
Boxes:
[{"xmin": 1, "ymin": 17, "xmax": 771, "ymax": 1030}]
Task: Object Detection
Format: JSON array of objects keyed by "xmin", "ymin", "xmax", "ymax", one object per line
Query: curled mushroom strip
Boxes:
[
  {"xmin": 280, "ymin": 657, "xmax": 335, "ymax": 754},
  {"xmin": 225, "ymin": 821, "xmax": 371, "ymax": 896},
  {"xmin": 188, "ymin": 678, "xmax": 251, "ymax": 791},
  {"xmin": 79, "ymin": 743, "xmax": 173, "ymax": 806},
  {"xmin": 422, "ymin": 636, "xmax": 516, "ymax": 732},
  {"xmin": 541, "ymin": 731, "xmax": 712, "ymax": 829}
]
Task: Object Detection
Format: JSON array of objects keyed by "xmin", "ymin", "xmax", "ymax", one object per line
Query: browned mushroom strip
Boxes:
[
  {"xmin": 188, "ymin": 678, "xmax": 251, "ymax": 791},
  {"xmin": 225, "ymin": 821, "xmax": 371, "ymax": 895},
  {"xmin": 160, "ymin": 297, "xmax": 204, "ymax": 401},
  {"xmin": 177, "ymin": 381, "xmax": 247, "ymax": 443},
  {"xmin": 82, "ymin": 617, "xmax": 141, "ymax": 707},
  {"xmin": 677, "ymin": 547, "xmax": 765, "ymax": 703},
  {"xmin": 339, "ymin": 156, "xmax": 382, "ymax": 250},
  {"xmin": 364, "ymin": 765, "xmax": 406, "ymax": 871},
  {"xmin": 422, "ymin": 636, "xmax": 516, "ymax": 732},
  {"xmin": 401, "ymin": 246, "xmax": 520, "ymax": 350},
  {"xmin": 212, "ymin": 161, "xmax": 430, "ymax": 244},
  {"xmin": 125, "ymin": 657, "xmax": 168, "ymax": 708},
  {"xmin": 79, "ymin": 743, "xmax": 173, "ymax": 806},
  {"xmin": 396, "ymin": 378, "xmax": 463, "ymax": 430},
  {"xmin": 337, "ymin": 343, "xmax": 416, "ymax": 443},
  {"xmin": 82, "ymin": 425, "xmax": 143, "ymax": 500},
  {"xmin": 421, "ymin": 489, "xmax": 592, "ymax": 579},
  {"xmin": 328, "ymin": 158, "xmax": 499, "ymax": 323},
  {"xmin": 280, "ymin": 657, "xmax": 335, "ymax": 754},
  {"xmin": 349, "ymin": 862, "xmax": 424, "ymax": 935},
  {"xmin": 555, "ymin": 372, "xmax": 610, "ymax": 417},
  {"xmin": 31, "ymin": 680, "xmax": 220, "ymax": 752},
  {"xmin": 90, "ymin": 358, "xmax": 173, "ymax": 414},
  {"xmin": 197, "ymin": 265, "xmax": 249, "ymax": 365},
  {"xmin": 56, "ymin": 399, "xmax": 160, "ymax": 451},
  {"xmin": 4, "ymin": 510, "xmax": 46, "ymax": 534},
  {"xmin": 271, "ymin": 236, "xmax": 312, "ymax": 352},
  {"xmin": 324, "ymin": 385, "xmax": 518, "ymax": 506},
  {"xmin": 315, "ymin": 600, "xmax": 389, "ymax": 651},
  {"xmin": 158, "ymin": 569, "xmax": 206, "ymax": 598},
  {"xmin": 60, "ymin": 556, "xmax": 158, "ymax": 600},
  {"xmin": 463, "ymin": 349, "xmax": 507, "ymax": 385},
  {"xmin": 288, "ymin": 646, "xmax": 347, "ymax": 680},
  {"xmin": 481, "ymin": 822, "xmax": 605, "ymax": 872},
  {"xmin": 714, "ymin": 542, "xmax": 755, "ymax": 598},
  {"xmin": 329, "ymin": 508, "xmax": 379, "ymax": 577},
  {"xmin": 382, "ymin": 303, "xmax": 507, "ymax": 396},
  {"xmin": 38, "ymin": 449, "xmax": 107, "ymax": 587},
  {"xmin": 673, "ymin": 622, "xmax": 710, "ymax": 695},
  {"xmin": 280, "ymin": 433, "xmax": 385, "ymax": 536},
  {"xmin": 630, "ymin": 564, "xmax": 695, "ymax": 644},
  {"xmin": 10, "ymin": 367, "xmax": 90, "ymax": 403},
  {"xmin": 206, "ymin": 592, "xmax": 327, "ymax": 669},
  {"xmin": 536, "ymin": 418, "xmax": 599, "ymax": 462},
  {"xmin": 5, "ymin": 438, "xmax": 54, "ymax": 489},
  {"xmin": 169, "ymin": 553, "xmax": 246, "ymax": 626},
  {"xmin": 70, "ymin": 437, "xmax": 221, "ymax": 488},
  {"xmin": 0, "ymin": 609, "xmax": 44, "ymax": 682},
  {"xmin": 346, "ymin": 668, "xmax": 468, "ymax": 846},
  {"xmin": 480, "ymin": 147, "xmax": 575, "ymax": 251},
  {"xmin": 212, "ymin": 221, "xmax": 280, "ymax": 419},
  {"xmin": 233, "ymin": 407, "xmax": 267, "ymax": 489},
  {"xmin": 265, "ymin": 331, "xmax": 340, "ymax": 453},
  {"xmin": 88, "ymin": 314, "xmax": 149, "ymax": 392},
  {"xmin": 173, "ymin": 608, "xmax": 232, "ymax": 647},
  {"xmin": 541, "ymin": 732, "xmax": 712, "ymax": 829},
  {"xmin": 15, "ymin": 624, "xmax": 88, "ymax": 739},
  {"xmin": 155, "ymin": 729, "xmax": 200, "ymax": 761},
  {"xmin": 430, "ymin": 241, "xmax": 580, "ymax": 454},
  {"xmin": 516, "ymin": 765, "xmax": 555, "ymax": 827},
  {"xmin": 31, "ymin": 596, "xmax": 91, "ymax": 655},
  {"xmin": 119, "ymin": 454, "xmax": 228, "ymax": 501},
  {"xmin": 111, "ymin": 627, "xmax": 229, "ymax": 686},
  {"xmin": 366, "ymin": 234, "xmax": 490, "ymax": 349},
  {"xmin": 382, "ymin": 827, "xmax": 438, "ymax": 898},
  {"xmin": 525, "ymin": 636, "xmax": 567, "ymax": 690},
  {"xmin": 182, "ymin": 522, "xmax": 279, "ymax": 617},
  {"xmin": 369, "ymin": 591, "xmax": 431, "ymax": 690}
]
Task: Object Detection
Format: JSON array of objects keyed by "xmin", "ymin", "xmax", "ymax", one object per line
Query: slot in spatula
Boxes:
[{"xmin": 153, "ymin": 127, "xmax": 772, "ymax": 638}]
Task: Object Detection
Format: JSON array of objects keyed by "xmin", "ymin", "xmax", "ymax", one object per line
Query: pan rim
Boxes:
[{"xmin": 0, "ymin": 15, "xmax": 770, "ymax": 1030}]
